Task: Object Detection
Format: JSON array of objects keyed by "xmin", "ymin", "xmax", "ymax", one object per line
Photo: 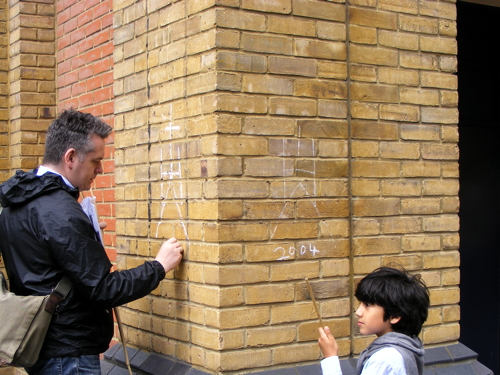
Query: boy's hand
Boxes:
[
  {"xmin": 155, "ymin": 237, "xmax": 184, "ymax": 274},
  {"xmin": 318, "ymin": 326, "xmax": 338, "ymax": 358}
]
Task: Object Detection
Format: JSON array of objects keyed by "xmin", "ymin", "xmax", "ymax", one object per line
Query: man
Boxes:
[{"xmin": 0, "ymin": 109, "xmax": 183, "ymax": 375}]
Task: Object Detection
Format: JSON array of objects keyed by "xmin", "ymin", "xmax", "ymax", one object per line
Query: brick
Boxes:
[
  {"xmin": 379, "ymin": 30, "xmax": 418, "ymax": 50},
  {"xmin": 295, "ymin": 80, "xmax": 347, "ymax": 99},
  {"xmin": 243, "ymin": 75, "xmax": 292, "ymax": 95},
  {"xmin": 351, "ymin": 65, "xmax": 377, "ymax": 82},
  {"xmin": 352, "ymin": 160, "xmax": 399, "ymax": 178},
  {"xmin": 401, "ymin": 161, "xmax": 441, "ymax": 177},
  {"xmin": 350, "ymin": 102, "xmax": 378, "ymax": 120},
  {"xmin": 350, "ymin": 45, "xmax": 398, "ymax": 66},
  {"xmin": 349, "ymin": 7, "xmax": 397, "ymax": 29},
  {"xmin": 423, "ymin": 179, "xmax": 459, "ymax": 196},
  {"xmin": 321, "ymin": 259, "xmax": 350, "ymax": 278},
  {"xmin": 245, "ymin": 201, "xmax": 294, "ymax": 220},
  {"xmin": 205, "ymin": 222, "xmax": 268, "ymax": 242},
  {"xmin": 295, "ymin": 39, "xmax": 346, "ymax": 60},
  {"xmin": 381, "ymin": 180, "xmax": 421, "ymax": 196},
  {"xmin": 270, "ymin": 97, "xmax": 316, "ymax": 117},
  {"xmin": 270, "ymin": 221, "xmax": 318, "ymax": 240},
  {"xmin": 421, "ymin": 72, "xmax": 458, "ymax": 90},
  {"xmin": 353, "ymin": 236, "xmax": 400, "ymax": 256},
  {"xmin": 269, "ymin": 56, "xmax": 316, "ymax": 77},
  {"xmin": 271, "ymin": 302, "xmax": 317, "ymax": 324},
  {"xmin": 421, "ymin": 36, "xmax": 457, "ymax": 55},
  {"xmin": 318, "ymin": 61, "xmax": 347, "ymax": 80},
  {"xmin": 245, "ymin": 283, "xmax": 294, "ymax": 304},
  {"xmin": 420, "ymin": 1, "xmax": 456, "ymax": 21},
  {"xmin": 318, "ymin": 140, "xmax": 348, "ymax": 158},
  {"xmin": 439, "ymin": 20, "xmax": 457, "ymax": 37},
  {"xmin": 241, "ymin": 32, "xmax": 293, "ymax": 55},
  {"xmin": 422, "ymin": 215, "xmax": 459, "ymax": 232},
  {"xmin": 382, "ymin": 254, "xmax": 422, "ymax": 270},
  {"xmin": 349, "ymin": 25, "xmax": 377, "ymax": 45},
  {"xmin": 421, "ymin": 144, "xmax": 459, "ymax": 160},
  {"xmin": 296, "ymin": 160, "xmax": 348, "ymax": 178},
  {"xmin": 429, "ymin": 287, "xmax": 460, "ymax": 306},
  {"xmin": 381, "ymin": 104, "xmax": 419, "ymax": 122},
  {"xmin": 269, "ymin": 138, "xmax": 316, "ymax": 156},
  {"xmin": 381, "ymin": 217, "xmax": 421, "ymax": 234},
  {"xmin": 400, "ymin": 52, "xmax": 438, "ymax": 70},
  {"xmin": 421, "ymin": 107, "xmax": 458, "ymax": 124},
  {"xmin": 297, "ymin": 199, "xmax": 349, "ymax": 218},
  {"xmin": 318, "ymin": 100, "xmax": 348, "ymax": 119},
  {"xmin": 216, "ymin": 8, "xmax": 266, "ymax": 31},
  {"xmin": 217, "ymin": 51, "xmax": 267, "ymax": 73},
  {"xmin": 317, "ymin": 21, "xmax": 346, "ymax": 41},
  {"xmin": 246, "ymin": 326, "xmax": 296, "ymax": 347},
  {"xmin": 380, "ymin": 142, "xmax": 420, "ymax": 160},
  {"xmin": 401, "ymin": 199, "xmax": 441, "ymax": 215},
  {"xmin": 399, "ymin": 15, "xmax": 438, "ymax": 34},
  {"xmin": 216, "ymin": 93, "xmax": 271, "ymax": 117},
  {"xmin": 401, "ymin": 88, "xmax": 439, "ymax": 106},
  {"xmin": 379, "ymin": 67, "xmax": 419, "ymax": 86},
  {"xmin": 268, "ymin": 15, "xmax": 315, "ymax": 37},
  {"xmin": 293, "ymin": 0, "xmax": 345, "ymax": 22},
  {"xmin": 243, "ymin": 117, "xmax": 295, "ymax": 135},
  {"xmin": 242, "ymin": 0, "xmax": 292, "ymax": 14},
  {"xmin": 351, "ymin": 82, "xmax": 398, "ymax": 103},
  {"xmin": 380, "ymin": 0, "xmax": 418, "ymax": 14},
  {"xmin": 353, "ymin": 198, "xmax": 399, "ymax": 216},
  {"xmin": 353, "ymin": 256, "xmax": 382, "ymax": 274},
  {"xmin": 351, "ymin": 179, "xmax": 380, "ymax": 196}
]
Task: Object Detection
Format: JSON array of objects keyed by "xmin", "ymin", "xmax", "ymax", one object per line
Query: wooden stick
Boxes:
[
  {"xmin": 305, "ymin": 278, "xmax": 324, "ymax": 328},
  {"xmin": 114, "ymin": 308, "xmax": 133, "ymax": 375}
]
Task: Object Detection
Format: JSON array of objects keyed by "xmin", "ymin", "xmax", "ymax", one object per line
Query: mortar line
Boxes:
[{"xmin": 345, "ymin": 0, "xmax": 356, "ymax": 358}]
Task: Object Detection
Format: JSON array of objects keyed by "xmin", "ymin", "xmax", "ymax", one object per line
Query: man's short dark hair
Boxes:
[
  {"xmin": 355, "ymin": 266, "xmax": 430, "ymax": 337},
  {"xmin": 43, "ymin": 109, "xmax": 112, "ymax": 165}
]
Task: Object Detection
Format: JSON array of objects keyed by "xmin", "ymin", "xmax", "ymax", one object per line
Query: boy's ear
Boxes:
[{"xmin": 390, "ymin": 316, "xmax": 401, "ymax": 325}]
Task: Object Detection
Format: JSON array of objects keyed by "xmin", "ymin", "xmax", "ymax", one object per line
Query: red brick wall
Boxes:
[{"xmin": 56, "ymin": 0, "xmax": 116, "ymax": 263}]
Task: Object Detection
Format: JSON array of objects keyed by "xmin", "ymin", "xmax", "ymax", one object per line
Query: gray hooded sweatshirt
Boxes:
[{"xmin": 356, "ymin": 332, "xmax": 424, "ymax": 375}]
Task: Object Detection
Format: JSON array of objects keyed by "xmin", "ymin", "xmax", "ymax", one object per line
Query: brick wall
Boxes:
[
  {"xmin": 113, "ymin": 0, "xmax": 459, "ymax": 373},
  {"xmin": 0, "ymin": 0, "xmax": 7, "ymax": 183},
  {"xmin": 56, "ymin": 0, "xmax": 116, "ymax": 261},
  {"xmin": 0, "ymin": 0, "xmax": 460, "ymax": 373}
]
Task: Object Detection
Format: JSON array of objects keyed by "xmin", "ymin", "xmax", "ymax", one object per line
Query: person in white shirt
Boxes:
[{"xmin": 317, "ymin": 267, "xmax": 429, "ymax": 375}]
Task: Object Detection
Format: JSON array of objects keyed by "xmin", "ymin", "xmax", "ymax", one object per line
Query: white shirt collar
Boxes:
[{"xmin": 36, "ymin": 165, "xmax": 75, "ymax": 189}]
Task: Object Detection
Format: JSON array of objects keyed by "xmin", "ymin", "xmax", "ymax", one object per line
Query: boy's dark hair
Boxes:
[
  {"xmin": 43, "ymin": 109, "xmax": 112, "ymax": 165},
  {"xmin": 355, "ymin": 266, "xmax": 430, "ymax": 337}
]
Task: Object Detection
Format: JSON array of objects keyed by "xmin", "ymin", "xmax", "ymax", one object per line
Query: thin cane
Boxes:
[
  {"xmin": 88, "ymin": 189, "xmax": 133, "ymax": 375},
  {"xmin": 305, "ymin": 278, "xmax": 324, "ymax": 328}
]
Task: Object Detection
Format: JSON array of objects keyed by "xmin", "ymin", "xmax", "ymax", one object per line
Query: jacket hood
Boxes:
[
  {"xmin": 0, "ymin": 169, "xmax": 79, "ymax": 207},
  {"xmin": 357, "ymin": 332, "xmax": 424, "ymax": 375}
]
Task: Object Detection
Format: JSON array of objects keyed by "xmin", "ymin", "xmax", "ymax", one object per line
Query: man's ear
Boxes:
[
  {"xmin": 390, "ymin": 316, "xmax": 401, "ymax": 325},
  {"xmin": 64, "ymin": 148, "xmax": 77, "ymax": 168}
]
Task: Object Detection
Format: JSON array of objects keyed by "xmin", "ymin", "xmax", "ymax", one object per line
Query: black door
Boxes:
[{"xmin": 458, "ymin": 1, "xmax": 500, "ymax": 373}]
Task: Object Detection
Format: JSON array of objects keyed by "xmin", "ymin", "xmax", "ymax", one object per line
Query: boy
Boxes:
[{"xmin": 318, "ymin": 267, "xmax": 429, "ymax": 375}]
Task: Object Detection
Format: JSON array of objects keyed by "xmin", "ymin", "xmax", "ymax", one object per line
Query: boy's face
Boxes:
[{"xmin": 355, "ymin": 302, "xmax": 399, "ymax": 337}]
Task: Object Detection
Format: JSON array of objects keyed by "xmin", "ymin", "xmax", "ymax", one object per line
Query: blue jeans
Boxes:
[{"xmin": 25, "ymin": 355, "xmax": 101, "ymax": 375}]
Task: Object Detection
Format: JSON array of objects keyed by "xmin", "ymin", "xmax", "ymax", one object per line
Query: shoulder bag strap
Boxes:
[{"xmin": 45, "ymin": 276, "xmax": 72, "ymax": 314}]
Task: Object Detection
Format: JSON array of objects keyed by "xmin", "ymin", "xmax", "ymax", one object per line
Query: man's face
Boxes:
[{"xmin": 69, "ymin": 134, "xmax": 105, "ymax": 191}]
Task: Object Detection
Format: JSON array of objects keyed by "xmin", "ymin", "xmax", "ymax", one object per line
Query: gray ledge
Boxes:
[{"xmin": 102, "ymin": 342, "xmax": 492, "ymax": 375}]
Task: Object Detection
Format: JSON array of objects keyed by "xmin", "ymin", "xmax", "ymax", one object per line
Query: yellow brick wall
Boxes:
[
  {"xmin": 114, "ymin": 0, "xmax": 460, "ymax": 373},
  {"xmin": 7, "ymin": 0, "xmax": 56, "ymax": 173},
  {"xmin": 0, "ymin": 0, "xmax": 8, "ymax": 182}
]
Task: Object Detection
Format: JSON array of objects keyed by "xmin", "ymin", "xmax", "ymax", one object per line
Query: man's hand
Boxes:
[
  {"xmin": 318, "ymin": 326, "xmax": 338, "ymax": 358},
  {"xmin": 155, "ymin": 237, "xmax": 184, "ymax": 273}
]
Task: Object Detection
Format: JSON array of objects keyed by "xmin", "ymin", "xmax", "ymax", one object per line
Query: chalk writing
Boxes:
[{"xmin": 274, "ymin": 243, "xmax": 320, "ymax": 261}]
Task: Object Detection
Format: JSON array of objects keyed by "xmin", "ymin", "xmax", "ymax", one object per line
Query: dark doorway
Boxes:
[{"xmin": 458, "ymin": 1, "xmax": 500, "ymax": 373}]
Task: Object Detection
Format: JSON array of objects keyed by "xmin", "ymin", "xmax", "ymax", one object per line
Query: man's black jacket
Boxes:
[{"xmin": 0, "ymin": 170, "xmax": 165, "ymax": 358}]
